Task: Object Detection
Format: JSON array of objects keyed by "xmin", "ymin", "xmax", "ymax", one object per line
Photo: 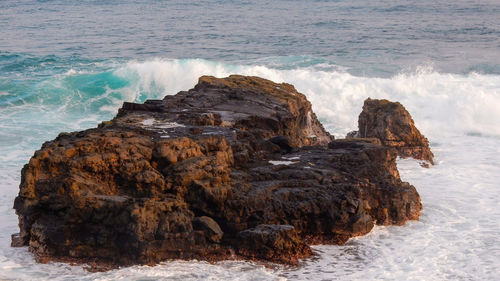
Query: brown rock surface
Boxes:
[
  {"xmin": 236, "ymin": 224, "xmax": 311, "ymax": 265},
  {"xmin": 354, "ymin": 98, "xmax": 434, "ymax": 165},
  {"xmin": 12, "ymin": 75, "xmax": 422, "ymax": 269}
]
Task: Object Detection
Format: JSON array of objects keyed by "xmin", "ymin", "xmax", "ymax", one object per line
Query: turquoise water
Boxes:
[{"xmin": 1, "ymin": 1, "xmax": 500, "ymax": 280}]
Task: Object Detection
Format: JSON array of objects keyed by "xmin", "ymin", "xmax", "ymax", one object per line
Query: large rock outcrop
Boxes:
[
  {"xmin": 12, "ymin": 75, "xmax": 422, "ymax": 269},
  {"xmin": 349, "ymin": 98, "xmax": 434, "ymax": 165}
]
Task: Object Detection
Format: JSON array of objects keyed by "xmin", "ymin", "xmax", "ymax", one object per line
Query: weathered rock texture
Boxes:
[
  {"xmin": 351, "ymin": 98, "xmax": 434, "ymax": 165},
  {"xmin": 12, "ymin": 75, "xmax": 422, "ymax": 269}
]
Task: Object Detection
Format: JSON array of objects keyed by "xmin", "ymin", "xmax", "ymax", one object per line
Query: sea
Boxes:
[{"xmin": 1, "ymin": 0, "xmax": 499, "ymax": 280}]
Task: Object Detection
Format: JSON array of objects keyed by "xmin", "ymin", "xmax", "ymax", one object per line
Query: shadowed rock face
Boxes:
[
  {"xmin": 12, "ymin": 75, "xmax": 422, "ymax": 269},
  {"xmin": 354, "ymin": 98, "xmax": 434, "ymax": 165}
]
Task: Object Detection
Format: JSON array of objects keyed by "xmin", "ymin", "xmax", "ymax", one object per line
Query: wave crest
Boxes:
[
  {"xmin": 2, "ymin": 58, "xmax": 499, "ymax": 139},
  {"xmin": 113, "ymin": 59, "xmax": 500, "ymax": 138}
]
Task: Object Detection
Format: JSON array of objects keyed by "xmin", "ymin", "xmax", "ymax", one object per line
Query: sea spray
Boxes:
[{"xmin": 112, "ymin": 59, "xmax": 500, "ymax": 138}]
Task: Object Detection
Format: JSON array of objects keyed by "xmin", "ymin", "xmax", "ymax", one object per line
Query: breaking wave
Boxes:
[
  {"xmin": 3, "ymin": 57, "xmax": 499, "ymax": 141},
  {"xmin": 1, "ymin": 56, "xmax": 500, "ymax": 280}
]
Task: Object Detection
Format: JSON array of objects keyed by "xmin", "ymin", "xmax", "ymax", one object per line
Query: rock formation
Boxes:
[
  {"xmin": 349, "ymin": 98, "xmax": 434, "ymax": 165},
  {"xmin": 12, "ymin": 75, "xmax": 422, "ymax": 269}
]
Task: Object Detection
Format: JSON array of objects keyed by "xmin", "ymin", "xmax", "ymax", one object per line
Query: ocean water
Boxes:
[{"xmin": 1, "ymin": 0, "xmax": 499, "ymax": 280}]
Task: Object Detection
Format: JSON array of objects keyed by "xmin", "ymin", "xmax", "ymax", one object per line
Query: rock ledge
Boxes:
[{"xmin": 12, "ymin": 75, "xmax": 422, "ymax": 269}]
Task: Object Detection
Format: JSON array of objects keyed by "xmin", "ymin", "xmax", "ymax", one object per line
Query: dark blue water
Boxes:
[{"xmin": 1, "ymin": 0, "xmax": 499, "ymax": 75}]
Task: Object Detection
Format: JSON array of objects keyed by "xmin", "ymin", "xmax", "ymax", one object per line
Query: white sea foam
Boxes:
[
  {"xmin": 282, "ymin": 156, "xmax": 300, "ymax": 160},
  {"xmin": 113, "ymin": 59, "xmax": 236, "ymax": 99},
  {"xmin": 64, "ymin": 69, "xmax": 77, "ymax": 76},
  {"xmin": 1, "ymin": 59, "xmax": 500, "ymax": 280},
  {"xmin": 141, "ymin": 118, "xmax": 155, "ymax": 126},
  {"xmin": 269, "ymin": 160, "xmax": 297, "ymax": 166},
  {"xmin": 141, "ymin": 118, "xmax": 185, "ymax": 130},
  {"xmin": 156, "ymin": 122, "xmax": 185, "ymax": 129},
  {"xmin": 112, "ymin": 59, "xmax": 500, "ymax": 138},
  {"xmin": 280, "ymin": 136, "xmax": 500, "ymax": 280}
]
